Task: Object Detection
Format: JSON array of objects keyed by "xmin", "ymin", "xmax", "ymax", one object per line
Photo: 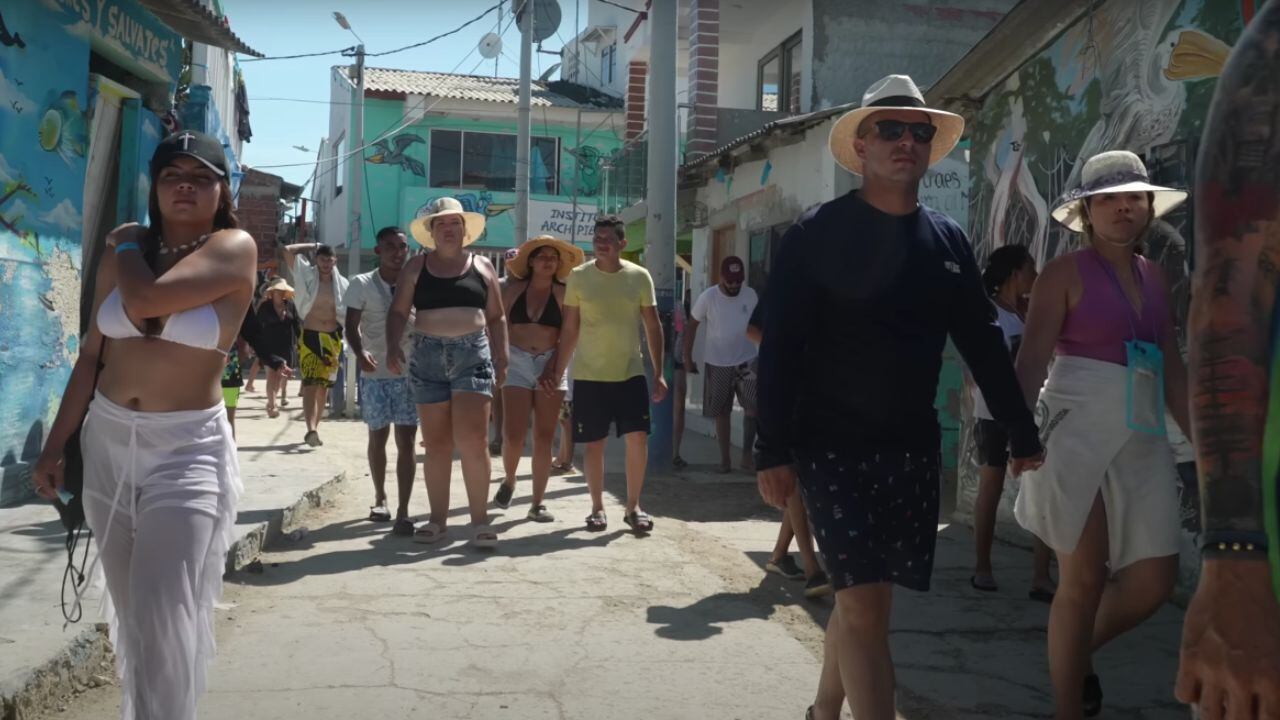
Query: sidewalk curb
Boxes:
[{"xmin": 0, "ymin": 471, "xmax": 348, "ymax": 720}]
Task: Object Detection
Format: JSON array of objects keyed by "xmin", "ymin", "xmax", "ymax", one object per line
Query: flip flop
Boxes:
[
  {"xmin": 970, "ymin": 575, "xmax": 999, "ymax": 592},
  {"xmin": 550, "ymin": 461, "xmax": 576, "ymax": 475},
  {"xmin": 391, "ymin": 517, "xmax": 415, "ymax": 536},
  {"xmin": 412, "ymin": 522, "xmax": 448, "ymax": 544},
  {"xmin": 368, "ymin": 505, "xmax": 392, "ymax": 522},
  {"xmin": 471, "ymin": 524, "xmax": 498, "ymax": 549},
  {"xmin": 672, "ymin": 456, "xmax": 689, "ymax": 470}
]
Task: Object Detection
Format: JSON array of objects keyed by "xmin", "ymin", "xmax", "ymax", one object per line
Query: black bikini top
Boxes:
[
  {"xmin": 413, "ymin": 254, "xmax": 488, "ymax": 311},
  {"xmin": 509, "ymin": 282, "xmax": 562, "ymax": 328}
]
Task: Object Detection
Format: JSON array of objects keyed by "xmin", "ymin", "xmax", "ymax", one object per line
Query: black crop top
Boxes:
[
  {"xmin": 509, "ymin": 283, "xmax": 562, "ymax": 328},
  {"xmin": 413, "ymin": 255, "xmax": 489, "ymax": 311}
]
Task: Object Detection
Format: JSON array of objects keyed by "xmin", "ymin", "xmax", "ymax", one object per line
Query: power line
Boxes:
[
  {"xmin": 364, "ymin": 3, "xmax": 504, "ymax": 57},
  {"xmin": 593, "ymin": 0, "xmax": 644, "ymax": 13},
  {"xmin": 239, "ymin": 2, "xmax": 503, "ymax": 63}
]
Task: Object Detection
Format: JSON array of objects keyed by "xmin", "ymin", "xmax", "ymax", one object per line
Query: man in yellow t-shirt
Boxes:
[{"xmin": 540, "ymin": 215, "xmax": 668, "ymax": 534}]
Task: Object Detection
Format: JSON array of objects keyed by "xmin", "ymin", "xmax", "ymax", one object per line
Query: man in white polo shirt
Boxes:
[
  {"xmin": 684, "ymin": 256, "xmax": 759, "ymax": 473},
  {"xmin": 344, "ymin": 227, "xmax": 417, "ymax": 535}
]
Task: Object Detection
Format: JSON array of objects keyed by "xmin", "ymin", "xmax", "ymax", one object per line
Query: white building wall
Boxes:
[
  {"xmin": 191, "ymin": 42, "xmax": 241, "ymax": 160},
  {"xmin": 318, "ymin": 66, "xmax": 355, "ymax": 251}
]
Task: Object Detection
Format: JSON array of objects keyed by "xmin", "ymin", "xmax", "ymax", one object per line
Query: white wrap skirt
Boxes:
[{"xmin": 1014, "ymin": 355, "xmax": 1181, "ymax": 570}]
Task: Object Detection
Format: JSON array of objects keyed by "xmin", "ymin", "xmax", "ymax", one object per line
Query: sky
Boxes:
[{"xmin": 226, "ymin": 0, "xmax": 589, "ymax": 192}]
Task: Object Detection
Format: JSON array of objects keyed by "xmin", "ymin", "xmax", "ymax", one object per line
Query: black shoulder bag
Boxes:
[{"xmin": 53, "ymin": 337, "xmax": 105, "ymax": 622}]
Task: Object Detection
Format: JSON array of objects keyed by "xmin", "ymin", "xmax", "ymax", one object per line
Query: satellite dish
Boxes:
[
  {"xmin": 515, "ymin": 0, "xmax": 561, "ymax": 43},
  {"xmin": 478, "ymin": 32, "xmax": 503, "ymax": 59}
]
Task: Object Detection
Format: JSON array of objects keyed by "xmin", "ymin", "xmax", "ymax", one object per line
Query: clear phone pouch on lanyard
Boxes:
[{"xmin": 1125, "ymin": 339, "xmax": 1166, "ymax": 435}]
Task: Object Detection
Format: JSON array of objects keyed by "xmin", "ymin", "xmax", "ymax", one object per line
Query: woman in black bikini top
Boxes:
[{"xmin": 492, "ymin": 236, "xmax": 584, "ymax": 520}]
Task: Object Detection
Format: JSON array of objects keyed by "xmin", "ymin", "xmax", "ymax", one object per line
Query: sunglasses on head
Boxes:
[{"xmin": 874, "ymin": 119, "xmax": 937, "ymax": 144}]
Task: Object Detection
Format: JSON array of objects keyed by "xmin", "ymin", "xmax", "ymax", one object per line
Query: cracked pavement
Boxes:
[{"xmin": 41, "ymin": 391, "xmax": 1189, "ymax": 719}]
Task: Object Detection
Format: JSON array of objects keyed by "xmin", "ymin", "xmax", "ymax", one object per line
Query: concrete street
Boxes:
[{"xmin": 29, "ymin": 386, "xmax": 1188, "ymax": 720}]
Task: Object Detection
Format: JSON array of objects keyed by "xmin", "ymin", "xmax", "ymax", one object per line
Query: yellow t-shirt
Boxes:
[{"xmin": 564, "ymin": 259, "xmax": 656, "ymax": 382}]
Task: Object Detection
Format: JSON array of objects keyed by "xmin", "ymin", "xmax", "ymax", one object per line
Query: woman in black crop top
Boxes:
[
  {"xmin": 491, "ymin": 235, "xmax": 584, "ymax": 520},
  {"xmin": 386, "ymin": 197, "xmax": 508, "ymax": 548}
]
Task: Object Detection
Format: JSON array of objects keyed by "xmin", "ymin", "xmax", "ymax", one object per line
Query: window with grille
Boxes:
[{"xmin": 429, "ymin": 129, "xmax": 560, "ymax": 194}]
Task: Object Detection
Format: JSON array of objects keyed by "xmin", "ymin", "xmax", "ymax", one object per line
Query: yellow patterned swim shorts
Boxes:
[{"xmin": 299, "ymin": 329, "xmax": 342, "ymax": 388}]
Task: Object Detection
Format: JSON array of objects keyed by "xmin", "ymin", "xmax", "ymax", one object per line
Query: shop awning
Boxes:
[{"xmin": 137, "ymin": 0, "xmax": 264, "ymax": 58}]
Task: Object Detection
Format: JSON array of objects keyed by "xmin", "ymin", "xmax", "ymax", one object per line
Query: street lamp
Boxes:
[{"xmin": 334, "ymin": 10, "xmax": 366, "ymax": 417}]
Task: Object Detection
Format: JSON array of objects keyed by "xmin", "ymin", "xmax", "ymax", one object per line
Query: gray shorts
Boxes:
[
  {"xmin": 504, "ymin": 345, "xmax": 567, "ymax": 392},
  {"xmin": 702, "ymin": 361, "xmax": 758, "ymax": 417}
]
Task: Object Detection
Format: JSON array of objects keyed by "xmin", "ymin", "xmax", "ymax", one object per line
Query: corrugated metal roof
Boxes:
[
  {"xmin": 361, "ymin": 67, "xmax": 615, "ymax": 109},
  {"xmin": 681, "ymin": 101, "xmax": 858, "ymax": 171}
]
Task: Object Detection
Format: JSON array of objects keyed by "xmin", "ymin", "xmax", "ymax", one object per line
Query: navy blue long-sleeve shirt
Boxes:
[{"xmin": 754, "ymin": 192, "xmax": 1041, "ymax": 471}]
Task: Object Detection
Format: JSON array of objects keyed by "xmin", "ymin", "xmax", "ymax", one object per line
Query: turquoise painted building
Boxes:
[
  {"xmin": 0, "ymin": 0, "xmax": 259, "ymax": 505},
  {"xmin": 316, "ymin": 67, "xmax": 624, "ymax": 270}
]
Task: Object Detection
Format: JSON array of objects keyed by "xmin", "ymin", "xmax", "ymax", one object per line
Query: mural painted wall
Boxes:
[
  {"xmin": 0, "ymin": 2, "xmax": 92, "ymax": 504},
  {"xmin": 958, "ymin": 0, "xmax": 1258, "ymax": 577},
  {"xmin": 354, "ymin": 98, "xmax": 623, "ymax": 251},
  {"xmin": 0, "ymin": 0, "xmax": 177, "ymax": 504}
]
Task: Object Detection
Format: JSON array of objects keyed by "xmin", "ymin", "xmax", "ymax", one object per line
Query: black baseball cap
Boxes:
[{"xmin": 150, "ymin": 130, "xmax": 228, "ymax": 177}]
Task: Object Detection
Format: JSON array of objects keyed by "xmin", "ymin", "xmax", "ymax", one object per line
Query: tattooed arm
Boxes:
[{"xmin": 1175, "ymin": 3, "xmax": 1280, "ymax": 713}]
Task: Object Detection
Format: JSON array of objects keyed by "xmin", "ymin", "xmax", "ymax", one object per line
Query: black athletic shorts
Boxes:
[
  {"xmin": 572, "ymin": 376, "xmax": 651, "ymax": 442},
  {"xmin": 973, "ymin": 418, "xmax": 1010, "ymax": 468},
  {"xmin": 797, "ymin": 446, "xmax": 942, "ymax": 592}
]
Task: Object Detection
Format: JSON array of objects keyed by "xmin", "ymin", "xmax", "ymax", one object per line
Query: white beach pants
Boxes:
[{"xmin": 79, "ymin": 392, "xmax": 242, "ymax": 720}]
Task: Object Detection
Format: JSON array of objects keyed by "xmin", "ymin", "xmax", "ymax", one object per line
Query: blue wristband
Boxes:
[{"xmin": 114, "ymin": 241, "xmax": 141, "ymax": 254}]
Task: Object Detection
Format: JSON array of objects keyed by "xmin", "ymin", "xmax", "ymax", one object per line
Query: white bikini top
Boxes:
[{"xmin": 97, "ymin": 289, "xmax": 228, "ymax": 353}]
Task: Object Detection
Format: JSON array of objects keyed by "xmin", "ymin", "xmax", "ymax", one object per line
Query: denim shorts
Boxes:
[
  {"xmin": 408, "ymin": 330, "xmax": 494, "ymax": 404},
  {"xmin": 504, "ymin": 345, "xmax": 567, "ymax": 391}
]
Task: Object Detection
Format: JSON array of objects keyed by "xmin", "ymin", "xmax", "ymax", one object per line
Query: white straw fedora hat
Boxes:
[
  {"xmin": 409, "ymin": 196, "xmax": 487, "ymax": 248},
  {"xmin": 506, "ymin": 234, "xmax": 586, "ymax": 282},
  {"xmin": 1051, "ymin": 151, "xmax": 1188, "ymax": 233},
  {"xmin": 828, "ymin": 74, "xmax": 965, "ymax": 176}
]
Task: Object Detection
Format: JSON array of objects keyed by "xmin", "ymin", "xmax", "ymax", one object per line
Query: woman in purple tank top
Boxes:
[{"xmin": 1013, "ymin": 151, "xmax": 1192, "ymax": 719}]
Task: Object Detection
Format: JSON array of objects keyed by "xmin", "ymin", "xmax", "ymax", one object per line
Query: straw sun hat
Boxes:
[
  {"xmin": 505, "ymin": 235, "xmax": 585, "ymax": 282},
  {"xmin": 1051, "ymin": 150, "xmax": 1188, "ymax": 232},
  {"xmin": 827, "ymin": 74, "xmax": 965, "ymax": 176},
  {"xmin": 263, "ymin": 277, "xmax": 295, "ymax": 297},
  {"xmin": 409, "ymin": 196, "xmax": 487, "ymax": 248}
]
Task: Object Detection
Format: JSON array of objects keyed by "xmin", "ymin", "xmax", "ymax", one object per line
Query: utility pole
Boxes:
[
  {"xmin": 645, "ymin": 0, "xmax": 677, "ymax": 471},
  {"xmin": 515, "ymin": 1, "xmax": 534, "ymax": 249},
  {"xmin": 342, "ymin": 44, "xmax": 365, "ymax": 417}
]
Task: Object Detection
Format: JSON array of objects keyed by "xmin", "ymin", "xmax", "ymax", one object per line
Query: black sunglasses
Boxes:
[{"xmin": 874, "ymin": 119, "xmax": 937, "ymax": 144}]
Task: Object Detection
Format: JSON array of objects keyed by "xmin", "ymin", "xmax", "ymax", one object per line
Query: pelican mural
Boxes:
[
  {"xmin": 960, "ymin": 0, "xmax": 1254, "ymax": 534},
  {"xmin": 366, "ymin": 133, "xmax": 425, "ymax": 177}
]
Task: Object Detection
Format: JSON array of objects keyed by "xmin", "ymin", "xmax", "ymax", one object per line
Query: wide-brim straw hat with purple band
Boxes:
[{"xmin": 1051, "ymin": 150, "xmax": 1188, "ymax": 233}]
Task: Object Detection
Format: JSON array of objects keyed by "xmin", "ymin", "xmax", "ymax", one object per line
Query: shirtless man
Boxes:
[{"xmin": 283, "ymin": 242, "xmax": 349, "ymax": 447}]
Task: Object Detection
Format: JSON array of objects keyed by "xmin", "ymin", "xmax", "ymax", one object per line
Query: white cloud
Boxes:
[
  {"xmin": 0, "ymin": 153, "xmax": 17, "ymax": 182},
  {"xmin": 39, "ymin": 199, "xmax": 81, "ymax": 232},
  {"xmin": 6, "ymin": 198, "xmax": 31, "ymax": 219},
  {"xmin": 0, "ymin": 68, "xmax": 36, "ymax": 115}
]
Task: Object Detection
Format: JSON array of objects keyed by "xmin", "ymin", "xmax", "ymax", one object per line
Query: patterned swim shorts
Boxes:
[
  {"xmin": 360, "ymin": 376, "xmax": 418, "ymax": 431},
  {"xmin": 797, "ymin": 447, "xmax": 942, "ymax": 592},
  {"xmin": 299, "ymin": 329, "xmax": 342, "ymax": 388}
]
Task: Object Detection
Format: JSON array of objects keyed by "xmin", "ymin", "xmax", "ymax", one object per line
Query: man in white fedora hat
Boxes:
[{"xmin": 754, "ymin": 74, "xmax": 1045, "ymax": 720}]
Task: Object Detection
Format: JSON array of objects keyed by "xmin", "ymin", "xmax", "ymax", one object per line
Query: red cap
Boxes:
[{"xmin": 721, "ymin": 256, "xmax": 745, "ymax": 283}]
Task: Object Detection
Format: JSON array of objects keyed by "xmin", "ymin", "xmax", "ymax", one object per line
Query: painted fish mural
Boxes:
[{"xmin": 37, "ymin": 90, "xmax": 86, "ymax": 166}]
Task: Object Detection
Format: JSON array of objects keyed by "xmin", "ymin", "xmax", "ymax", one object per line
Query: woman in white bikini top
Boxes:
[{"xmin": 31, "ymin": 129, "xmax": 256, "ymax": 720}]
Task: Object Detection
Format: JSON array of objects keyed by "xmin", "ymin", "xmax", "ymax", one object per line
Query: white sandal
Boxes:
[{"xmin": 471, "ymin": 524, "xmax": 498, "ymax": 549}]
